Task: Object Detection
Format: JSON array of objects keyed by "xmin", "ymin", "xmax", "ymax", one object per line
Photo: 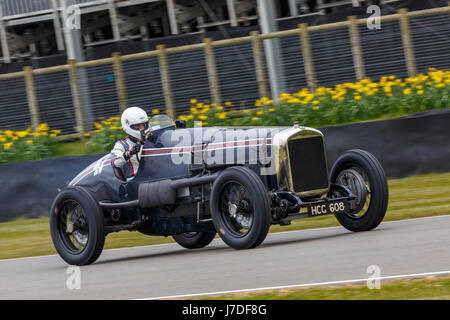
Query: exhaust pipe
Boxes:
[{"xmin": 99, "ymin": 173, "xmax": 219, "ymax": 209}]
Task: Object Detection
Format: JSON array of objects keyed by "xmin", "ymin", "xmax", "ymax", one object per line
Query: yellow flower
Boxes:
[
  {"xmin": 152, "ymin": 109, "xmax": 160, "ymax": 114},
  {"xmin": 51, "ymin": 129, "xmax": 61, "ymax": 135},
  {"xmin": 268, "ymin": 108, "xmax": 276, "ymax": 112},
  {"xmin": 190, "ymin": 99, "xmax": 198, "ymax": 104},
  {"xmin": 216, "ymin": 113, "xmax": 227, "ymax": 119},
  {"xmin": 84, "ymin": 133, "xmax": 91, "ymax": 137},
  {"xmin": 16, "ymin": 131, "xmax": 28, "ymax": 138},
  {"xmin": 3, "ymin": 142, "xmax": 13, "ymax": 150},
  {"xmin": 255, "ymin": 101, "xmax": 262, "ymax": 107},
  {"xmin": 37, "ymin": 123, "xmax": 50, "ymax": 132},
  {"xmin": 12, "ymin": 136, "xmax": 18, "ymax": 140},
  {"xmin": 256, "ymin": 111, "xmax": 264, "ymax": 116},
  {"xmin": 26, "ymin": 140, "xmax": 33, "ymax": 144},
  {"xmin": 313, "ymin": 106, "xmax": 320, "ymax": 110},
  {"xmin": 0, "ymin": 137, "xmax": 6, "ymax": 142},
  {"xmin": 417, "ymin": 90, "xmax": 424, "ymax": 95},
  {"xmin": 50, "ymin": 133, "xmax": 57, "ymax": 138},
  {"xmin": 435, "ymin": 83, "xmax": 445, "ymax": 89},
  {"xmin": 403, "ymin": 88, "xmax": 412, "ymax": 95},
  {"xmin": 225, "ymin": 101, "xmax": 233, "ymax": 106},
  {"xmin": 216, "ymin": 106, "xmax": 224, "ymax": 111},
  {"xmin": 202, "ymin": 122, "xmax": 209, "ymax": 126},
  {"xmin": 251, "ymin": 117, "xmax": 259, "ymax": 121},
  {"xmin": 109, "ymin": 135, "xmax": 115, "ymax": 138},
  {"xmin": 312, "ymin": 100, "xmax": 320, "ymax": 105},
  {"xmin": 354, "ymin": 96, "xmax": 361, "ymax": 101},
  {"xmin": 198, "ymin": 115, "xmax": 208, "ymax": 120}
]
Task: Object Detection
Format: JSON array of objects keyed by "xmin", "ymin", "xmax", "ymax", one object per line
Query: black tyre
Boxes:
[
  {"xmin": 330, "ymin": 149, "xmax": 389, "ymax": 232},
  {"xmin": 50, "ymin": 186, "xmax": 105, "ymax": 265},
  {"xmin": 210, "ymin": 166, "xmax": 271, "ymax": 250},
  {"xmin": 172, "ymin": 232, "xmax": 216, "ymax": 249}
]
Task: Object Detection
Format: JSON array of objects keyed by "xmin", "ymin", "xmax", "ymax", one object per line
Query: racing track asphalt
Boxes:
[{"xmin": 1, "ymin": 215, "xmax": 449, "ymax": 300}]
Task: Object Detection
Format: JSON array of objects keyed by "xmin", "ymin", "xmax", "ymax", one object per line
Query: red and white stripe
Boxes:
[
  {"xmin": 141, "ymin": 138, "xmax": 272, "ymax": 157},
  {"xmin": 69, "ymin": 139, "xmax": 272, "ymax": 186}
]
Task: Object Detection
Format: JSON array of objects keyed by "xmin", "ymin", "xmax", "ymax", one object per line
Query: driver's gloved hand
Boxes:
[
  {"xmin": 123, "ymin": 143, "xmax": 141, "ymax": 160},
  {"xmin": 131, "ymin": 143, "xmax": 142, "ymax": 155}
]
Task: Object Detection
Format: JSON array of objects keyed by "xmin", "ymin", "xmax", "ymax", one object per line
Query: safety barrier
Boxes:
[{"xmin": 0, "ymin": 110, "xmax": 449, "ymax": 222}]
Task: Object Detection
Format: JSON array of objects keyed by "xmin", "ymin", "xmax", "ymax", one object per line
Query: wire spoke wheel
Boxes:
[
  {"xmin": 58, "ymin": 200, "xmax": 89, "ymax": 254},
  {"xmin": 330, "ymin": 149, "xmax": 388, "ymax": 232},
  {"xmin": 50, "ymin": 186, "xmax": 105, "ymax": 265},
  {"xmin": 210, "ymin": 166, "xmax": 271, "ymax": 250},
  {"xmin": 218, "ymin": 181, "xmax": 254, "ymax": 237}
]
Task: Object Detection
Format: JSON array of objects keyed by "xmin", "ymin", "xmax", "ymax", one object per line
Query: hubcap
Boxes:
[{"xmin": 336, "ymin": 168, "xmax": 370, "ymax": 217}]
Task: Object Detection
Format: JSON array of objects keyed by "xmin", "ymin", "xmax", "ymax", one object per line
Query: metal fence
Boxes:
[{"xmin": 0, "ymin": 5, "xmax": 449, "ymax": 138}]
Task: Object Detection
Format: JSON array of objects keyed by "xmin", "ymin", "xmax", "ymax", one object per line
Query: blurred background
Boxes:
[{"xmin": 0, "ymin": 0, "xmax": 448, "ymax": 137}]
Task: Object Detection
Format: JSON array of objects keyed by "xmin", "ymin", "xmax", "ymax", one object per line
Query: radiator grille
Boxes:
[{"xmin": 288, "ymin": 136, "xmax": 329, "ymax": 193}]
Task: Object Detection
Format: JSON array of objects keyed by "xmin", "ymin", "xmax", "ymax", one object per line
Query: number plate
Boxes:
[{"xmin": 307, "ymin": 200, "xmax": 348, "ymax": 217}]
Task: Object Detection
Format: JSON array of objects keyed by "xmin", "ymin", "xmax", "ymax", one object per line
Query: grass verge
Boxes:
[
  {"xmin": 185, "ymin": 276, "xmax": 450, "ymax": 300},
  {"xmin": 0, "ymin": 172, "xmax": 449, "ymax": 260}
]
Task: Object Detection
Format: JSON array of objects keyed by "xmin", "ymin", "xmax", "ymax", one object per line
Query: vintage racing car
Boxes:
[{"xmin": 50, "ymin": 115, "xmax": 388, "ymax": 265}]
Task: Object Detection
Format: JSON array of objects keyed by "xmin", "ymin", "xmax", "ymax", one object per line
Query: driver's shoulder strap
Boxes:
[{"xmin": 119, "ymin": 139, "xmax": 129, "ymax": 151}]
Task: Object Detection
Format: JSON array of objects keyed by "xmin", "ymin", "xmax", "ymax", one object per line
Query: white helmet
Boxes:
[{"xmin": 121, "ymin": 107, "xmax": 150, "ymax": 141}]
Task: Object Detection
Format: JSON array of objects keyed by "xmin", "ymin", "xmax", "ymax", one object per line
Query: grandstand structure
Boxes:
[{"xmin": 0, "ymin": 0, "xmax": 409, "ymax": 64}]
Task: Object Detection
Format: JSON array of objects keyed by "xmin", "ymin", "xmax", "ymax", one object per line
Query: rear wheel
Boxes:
[
  {"xmin": 50, "ymin": 187, "xmax": 105, "ymax": 265},
  {"xmin": 172, "ymin": 232, "xmax": 216, "ymax": 249},
  {"xmin": 330, "ymin": 149, "xmax": 388, "ymax": 232},
  {"xmin": 210, "ymin": 166, "xmax": 271, "ymax": 250}
]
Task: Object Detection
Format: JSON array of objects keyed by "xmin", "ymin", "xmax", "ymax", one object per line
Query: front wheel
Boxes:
[
  {"xmin": 330, "ymin": 149, "xmax": 389, "ymax": 232},
  {"xmin": 50, "ymin": 186, "xmax": 105, "ymax": 265},
  {"xmin": 210, "ymin": 166, "xmax": 271, "ymax": 250}
]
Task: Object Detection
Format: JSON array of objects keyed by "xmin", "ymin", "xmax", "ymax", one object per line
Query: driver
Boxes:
[{"xmin": 111, "ymin": 107, "xmax": 150, "ymax": 180}]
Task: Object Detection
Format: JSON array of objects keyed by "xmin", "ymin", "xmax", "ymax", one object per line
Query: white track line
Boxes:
[
  {"xmin": 136, "ymin": 270, "xmax": 450, "ymax": 300},
  {"xmin": 1, "ymin": 214, "xmax": 449, "ymax": 263}
]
